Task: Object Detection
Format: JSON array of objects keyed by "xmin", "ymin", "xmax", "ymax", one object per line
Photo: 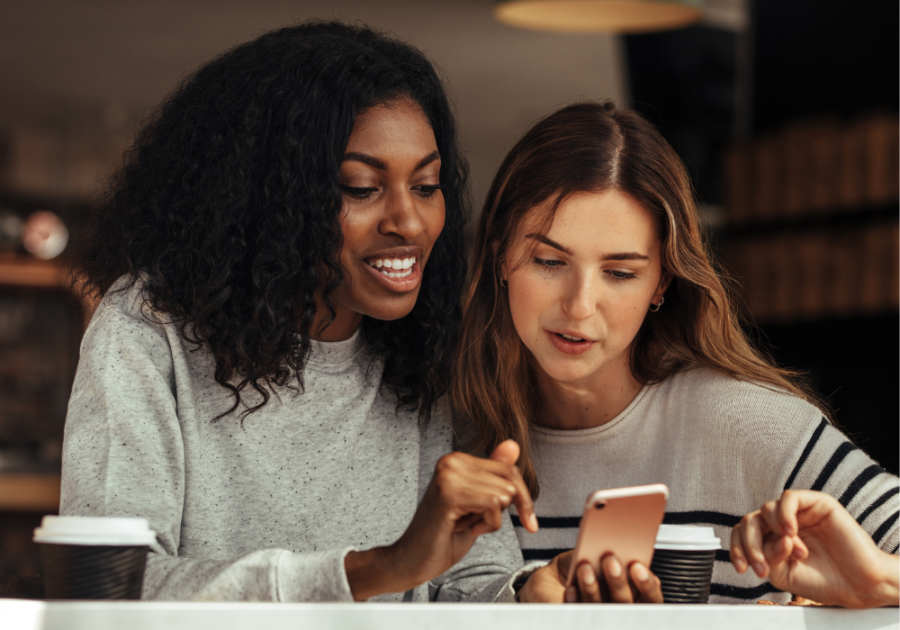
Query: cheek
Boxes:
[
  {"xmin": 606, "ymin": 290, "xmax": 651, "ymax": 339},
  {"xmin": 427, "ymin": 201, "xmax": 446, "ymax": 244},
  {"xmin": 338, "ymin": 210, "xmax": 371, "ymax": 259},
  {"xmin": 507, "ymin": 274, "xmax": 552, "ymax": 339}
]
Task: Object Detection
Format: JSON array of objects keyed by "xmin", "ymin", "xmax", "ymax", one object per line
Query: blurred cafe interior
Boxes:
[{"xmin": 0, "ymin": 0, "xmax": 896, "ymax": 586}]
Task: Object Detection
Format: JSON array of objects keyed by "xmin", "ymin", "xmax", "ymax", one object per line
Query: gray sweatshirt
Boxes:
[{"xmin": 60, "ymin": 279, "xmax": 522, "ymax": 602}]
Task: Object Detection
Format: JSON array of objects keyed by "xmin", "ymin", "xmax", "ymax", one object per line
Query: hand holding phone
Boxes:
[{"xmin": 566, "ymin": 483, "xmax": 668, "ymax": 603}]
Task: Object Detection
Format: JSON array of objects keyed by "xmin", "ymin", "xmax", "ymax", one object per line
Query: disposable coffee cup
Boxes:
[
  {"xmin": 650, "ymin": 524, "xmax": 720, "ymax": 604},
  {"xmin": 34, "ymin": 516, "xmax": 156, "ymax": 600}
]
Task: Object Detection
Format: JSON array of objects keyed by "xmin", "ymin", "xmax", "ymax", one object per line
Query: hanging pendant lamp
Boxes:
[{"xmin": 493, "ymin": 0, "xmax": 703, "ymax": 34}]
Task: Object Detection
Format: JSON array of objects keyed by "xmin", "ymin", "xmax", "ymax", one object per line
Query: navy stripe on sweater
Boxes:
[{"xmin": 784, "ymin": 418, "xmax": 828, "ymax": 490}]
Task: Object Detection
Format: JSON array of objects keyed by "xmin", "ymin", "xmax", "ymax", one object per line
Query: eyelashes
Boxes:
[
  {"xmin": 414, "ymin": 185, "xmax": 442, "ymax": 197},
  {"xmin": 340, "ymin": 184, "xmax": 442, "ymax": 200},
  {"xmin": 533, "ymin": 257, "xmax": 564, "ymax": 272},
  {"xmin": 606, "ymin": 270, "xmax": 637, "ymax": 282},
  {"xmin": 531, "ymin": 257, "xmax": 637, "ymax": 282},
  {"xmin": 340, "ymin": 186, "xmax": 377, "ymax": 200}
]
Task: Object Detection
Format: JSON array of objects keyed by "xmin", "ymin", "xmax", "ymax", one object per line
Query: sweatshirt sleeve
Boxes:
[
  {"xmin": 59, "ymin": 288, "xmax": 356, "ymax": 602},
  {"xmin": 781, "ymin": 417, "xmax": 899, "ymax": 554},
  {"xmin": 416, "ymin": 402, "xmax": 524, "ymax": 602}
]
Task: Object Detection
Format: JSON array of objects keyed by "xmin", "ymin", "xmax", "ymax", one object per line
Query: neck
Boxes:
[
  {"xmin": 534, "ymin": 355, "xmax": 643, "ymax": 431},
  {"xmin": 310, "ymin": 297, "xmax": 363, "ymax": 342}
]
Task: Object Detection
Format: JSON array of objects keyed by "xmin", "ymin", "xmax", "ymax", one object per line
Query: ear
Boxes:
[
  {"xmin": 500, "ymin": 258, "xmax": 508, "ymax": 283},
  {"xmin": 653, "ymin": 270, "xmax": 673, "ymax": 303}
]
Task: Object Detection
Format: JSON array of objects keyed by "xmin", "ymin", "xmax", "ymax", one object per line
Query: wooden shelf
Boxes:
[
  {"xmin": 0, "ymin": 254, "xmax": 99, "ymax": 327},
  {"xmin": 0, "ymin": 473, "xmax": 60, "ymax": 512},
  {"xmin": 0, "ymin": 254, "xmax": 66, "ymax": 289}
]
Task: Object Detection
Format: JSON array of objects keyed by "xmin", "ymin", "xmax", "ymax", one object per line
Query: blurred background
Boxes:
[{"xmin": 0, "ymin": 0, "xmax": 896, "ymax": 585}]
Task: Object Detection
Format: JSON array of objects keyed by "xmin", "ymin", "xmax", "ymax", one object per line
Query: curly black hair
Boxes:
[{"xmin": 76, "ymin": 21, "xmax": 470, "ymax": 421}]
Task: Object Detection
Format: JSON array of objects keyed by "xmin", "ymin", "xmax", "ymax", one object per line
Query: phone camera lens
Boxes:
[{"xmin": 594, "ymin": 502, "xmax": 606, "ymax": 510}]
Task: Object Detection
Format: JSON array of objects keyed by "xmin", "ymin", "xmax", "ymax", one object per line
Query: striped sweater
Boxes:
[{"xmin": 510, "ymin": 367, "xmax": 899, "ymax": 604}]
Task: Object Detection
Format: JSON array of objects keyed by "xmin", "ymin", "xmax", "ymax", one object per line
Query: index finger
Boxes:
[
  {"xmin": 489, "ymin": 441, "xmax": 538, "ymax": 533},
  {"xmin": 776, "ymin": 490, "xmax": 802, "ymax": 537},
  {"xmin": 508, "ymin": 464, "xmax": 538, "ymax": 532}
]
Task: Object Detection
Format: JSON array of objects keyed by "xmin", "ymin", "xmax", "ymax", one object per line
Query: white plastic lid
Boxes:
[
  {"xmin": 654, "ymin": 524, "xmax": 721, "ymax": 551},
  {"xmin": 33, "ymin": 516, "xmax": 156, "ymax": 546}
]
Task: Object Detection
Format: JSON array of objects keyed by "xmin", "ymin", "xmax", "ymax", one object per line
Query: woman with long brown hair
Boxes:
[{"xmin": 453, "ymin": 102, "xmax": 899, "ymax": 605}]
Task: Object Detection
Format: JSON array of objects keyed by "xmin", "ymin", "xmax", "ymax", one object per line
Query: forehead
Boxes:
[
  {"xmin": 345, "ymin": 98, "xmax": 437, "ymax": 157},
  {"xmin": 521, "ymin": 190, "xmax": 659, "ymax": 251}
]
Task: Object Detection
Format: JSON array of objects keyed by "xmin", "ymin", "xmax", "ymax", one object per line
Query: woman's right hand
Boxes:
[
  {"xmin": 731, "ymin": 489, "xmax": 899, "ymax": 608},
  {"xmin": 345, "ymin": 439, "xmax": 537, "ymax": 600},
  {"xmin": 518, "ymin": 550, "xmax": 663, "ymax": 603}
]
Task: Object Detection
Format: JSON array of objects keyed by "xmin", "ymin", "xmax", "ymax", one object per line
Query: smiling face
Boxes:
[
  {"xmin": 316, "ymin": 97, "xmax": 445, "ymax": 340},
  {"xmin": 503, "ymin": 189, "xmax": 670, "ymax": 389}
]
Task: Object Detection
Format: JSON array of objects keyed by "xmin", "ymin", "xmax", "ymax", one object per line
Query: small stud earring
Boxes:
[{"xmin": 649, "ymin": 297, "xmax": 664, "ymax": 312}]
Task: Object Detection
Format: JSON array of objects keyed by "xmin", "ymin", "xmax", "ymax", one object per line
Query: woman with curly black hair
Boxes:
[{"xmin": 60, "ymin": 21, "xmax": 534, "ymax": 602}]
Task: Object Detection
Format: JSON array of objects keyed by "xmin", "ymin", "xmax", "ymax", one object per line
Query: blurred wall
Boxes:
[{"xmin": 0, "ymin": 0, "xmax": 626, "ymax": 210}]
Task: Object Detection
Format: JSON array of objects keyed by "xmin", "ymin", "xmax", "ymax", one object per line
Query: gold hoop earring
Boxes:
[{"xmin": 649, "ymin": 297, "xmax": 664, "ymax": 312}]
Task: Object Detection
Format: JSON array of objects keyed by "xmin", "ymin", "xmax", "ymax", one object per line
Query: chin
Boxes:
[
  {"xmin": 364, "ymin": 296, "xmax": 420, "ymax": 322},
  {"xmin": 535, "ymin": 359, "xmax": 596, "ymax": 384}
]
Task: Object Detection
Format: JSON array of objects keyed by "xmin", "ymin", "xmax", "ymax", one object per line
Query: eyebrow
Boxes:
[
  {"xmin": 342, "ymin": 150, "xmax": 440, "ymax": 171},
  {"xmin": 603, "ymin": 252, "xmax": 650, "ymax": 261},
  {"xmin": 525, "ymin": 233, "xmax": 649, "ymax": 261},
  {"xmin": 526, "ymin": 233, "xmax": 573, "ymax": 255}
]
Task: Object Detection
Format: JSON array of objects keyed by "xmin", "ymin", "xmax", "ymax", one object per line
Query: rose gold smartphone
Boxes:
[{"xmin": 566, "ymin": 483, "xmax": 669, "ymax": 587}]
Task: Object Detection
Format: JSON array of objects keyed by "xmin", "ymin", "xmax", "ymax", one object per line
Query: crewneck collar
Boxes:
[
  {"xmin": 306, "ymin": 327, "xmax": 365, "ymax": 367},
  {"xmin": 531, "ymin": 382, "xmax": 652, "ymax": 442}
]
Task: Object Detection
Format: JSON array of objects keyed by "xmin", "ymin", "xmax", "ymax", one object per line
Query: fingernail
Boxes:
[
  {"xmin": 608, "ymin": 558, "xmax": 622, "ymax": 578},
  {"xmin": 565, "ymin": 587, "xmax": 577, "ymax": 603},
  {"xmin": 783, "ymin": 525, "xmax": 795, "ymax": 536},
  {"xmin": 632, "ymin": 563, "xmax": 649, "ymax": 582},
  {"xmin": 529, "ymin": 514, "xmax": 539, "ymax": 531},
  {"xmin": 753, "ymin": 562, "xmax": 766, "ymax": 576},
  {"xmin": 580, "ymin": 566, "xmax": 596, "ymax": 585}
]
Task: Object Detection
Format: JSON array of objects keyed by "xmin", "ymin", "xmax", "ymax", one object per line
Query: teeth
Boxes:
[
  {"xmin": 367, "ymin": 257, "xmax": 416, "ymax": 278},
  {"xmin": 560, "ymin": 333, "xmax": 585, "ymax": 342}
]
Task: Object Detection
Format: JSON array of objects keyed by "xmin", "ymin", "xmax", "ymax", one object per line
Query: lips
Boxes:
[
  {"xmin": 545, "ymin": 329, "xmax": 596, "ymax": 355},
  {"xmin": 362, "ymin": 247, "xmax": 425, "ymax": 293}
]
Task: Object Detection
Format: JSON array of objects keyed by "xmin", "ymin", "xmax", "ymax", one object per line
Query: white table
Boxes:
[{"xmin": 4, "ymin": 600, "xmax": 899, "ymax": 630}]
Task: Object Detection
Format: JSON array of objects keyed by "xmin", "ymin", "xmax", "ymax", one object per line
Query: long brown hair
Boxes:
[{"xmin": 452, "ymin": 102, "xmax": 820, "ymax": 498}]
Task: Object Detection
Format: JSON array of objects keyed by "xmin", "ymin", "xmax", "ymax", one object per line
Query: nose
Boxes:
[
  {"xmin": 561, "ymin": 271, "xmax": 598, "ymax": 320},
  {"xmin": 379, "ymin": 187, "xmax": 426, "ymax": 240}
]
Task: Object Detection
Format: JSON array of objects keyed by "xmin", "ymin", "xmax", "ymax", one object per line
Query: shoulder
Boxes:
[
  {"xmin": 664, "ymin": 367, "xmax": 822, "ymax": 424},
  {"xmin": 79, "ymin": 275, "xmax": 181, "ymax": 376},
  {"xmin": 657, "ymin": 367, "xmax": 825, "ymax": 447},
  {"xmin": 87, "ymin": 275, "xmax": 165, "ymax": 335}
]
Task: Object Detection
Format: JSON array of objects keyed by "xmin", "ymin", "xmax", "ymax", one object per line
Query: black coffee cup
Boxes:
[
  {"xmin": 650, "ymin": 524, "xmax": 720, "ymax": 604},
  {"xmin": 33, "ymin": 516, "xmax": 155, "ymax": 600}
]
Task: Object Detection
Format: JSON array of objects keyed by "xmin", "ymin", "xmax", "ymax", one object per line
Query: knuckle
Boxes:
[{"xmin": 438, "ymin": 452, "xmax": 462, "ymax": 470}]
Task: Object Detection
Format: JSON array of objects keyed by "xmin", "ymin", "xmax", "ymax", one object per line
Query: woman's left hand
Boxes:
[
  {"xmin": 518, "ymin": 550, "xmax": 663, "ymax": 603},
  {"xmin": 731, "ymin": 489, "xmax": 900, "ymax": 608}
]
